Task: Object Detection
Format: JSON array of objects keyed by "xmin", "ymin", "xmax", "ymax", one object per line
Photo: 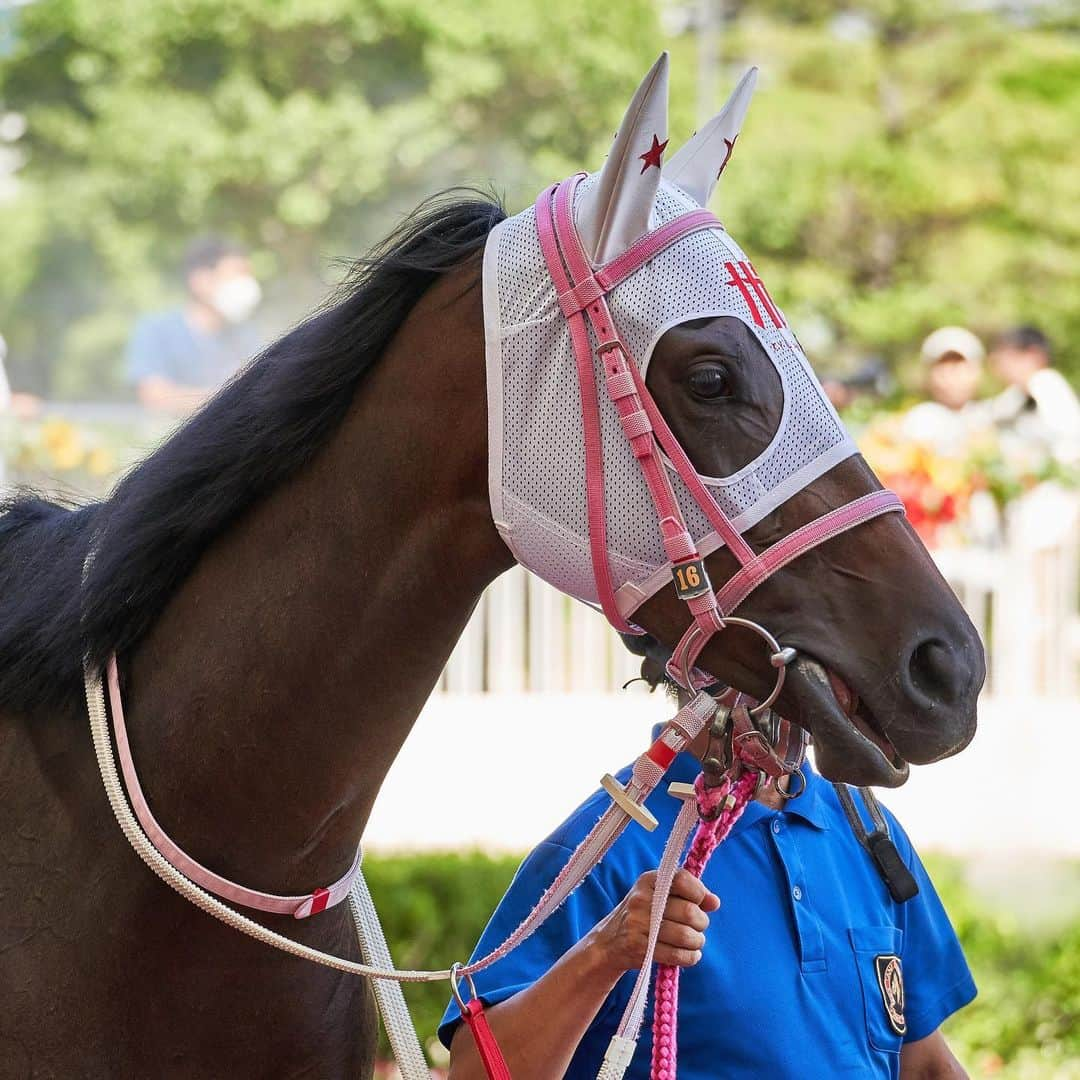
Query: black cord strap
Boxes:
[{"xmin": 833, "ymin": 784, "xmax": 920, "ymax": 903}]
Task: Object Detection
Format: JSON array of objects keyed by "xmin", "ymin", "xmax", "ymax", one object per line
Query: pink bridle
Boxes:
[
  {"xmin": 105, "ymin": 655, "xmax": 361, "ymax": 918},
  {"xmin": 88, "ymin": 179, "xmax": 907, "ymax": 1080},
  {"xmin": 535, "ymin": 174, "xmax": 903, "ymax": 694}
]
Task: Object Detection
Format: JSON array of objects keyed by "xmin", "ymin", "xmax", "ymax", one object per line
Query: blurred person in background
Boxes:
[
  {"xmin": 901, "ymin": 327, "xmax": 987, "ymax": 456},
  {"xmin": 822, "ymin": 357, "xmax": 892, "ymax": 413},
  {"xmin": 989, "ymin": 326, "xmax": 1080, "ymax": 466},
  {"xmin": 127, "ymin": 236, "xmax": 262, "ymax": 416}
]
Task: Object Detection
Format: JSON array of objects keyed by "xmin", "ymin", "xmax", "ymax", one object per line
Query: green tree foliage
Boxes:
[
  {"xmin": 0, "ymin": 0, "xmax": 660, "ymax": 395},
  {"xmin": 921, "ymin": 854, "xmax": 1080, "ymax": 1077},
  {"xmin": 696, "ymin": 3, "xmax": 1080, "ymax": 385},
  {"xmin": 0, "ymin": 1, "xmax": 1076, "ymax": 397}
]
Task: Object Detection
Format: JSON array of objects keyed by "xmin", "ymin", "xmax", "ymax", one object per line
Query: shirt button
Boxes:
[
  {"xmin": 792, "ymin": 885, "xmax": 803, "ymax": 901},
  {"xmin": 771, "ymin": 819, "xmax": 781, "ymax": 835}
]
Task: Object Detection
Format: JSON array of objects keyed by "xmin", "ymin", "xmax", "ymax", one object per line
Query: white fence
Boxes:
[
  {"xmin": 439, "ymin": 490, "xmax": 1080, "ymax": 698},
  {"xmin": 934, "ymin": 489, "xmax": 1079, "ymax": 697},
  {"xmin": 439, "ymin": 566, "xmax": 645, "ymax": 694}
]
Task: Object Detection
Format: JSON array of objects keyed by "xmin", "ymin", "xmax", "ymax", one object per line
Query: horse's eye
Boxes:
[{"xmin": 687, "ymin": 364, "xmax": 732, "ymax": 400}]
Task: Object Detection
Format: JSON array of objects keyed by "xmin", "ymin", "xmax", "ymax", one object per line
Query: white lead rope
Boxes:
[
  {"xmin": 86, "ymin": 661, "xmax": 457, "ymax": 982},
  {"xmin": 597, "ymin": 791, "xmax": 699, "ymax": 1080},
  {"xmin": 86, "ymin": 661, "xmax": 718, "ymax": 1079},
  {"xmin": 348, "ymin": 873, "xmax": 433, "ymax": 1079},
  {"xmin": 88, "ymin": 659, "xmax": 436, "ymax": 1078}
]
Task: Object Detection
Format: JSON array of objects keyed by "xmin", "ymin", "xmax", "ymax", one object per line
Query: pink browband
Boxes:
[
  {"xmin": 535, "ymin": 176, "xmax": 903, "ymax": 687},
  {"xmin": 106, "ymin": 656, "xmax": 360, "ymax": 919}
]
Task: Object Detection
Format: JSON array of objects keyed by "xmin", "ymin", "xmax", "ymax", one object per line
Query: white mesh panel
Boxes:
[{"xmin": 485, "ymin": 175, "xmax": 856, "ymax": 614}]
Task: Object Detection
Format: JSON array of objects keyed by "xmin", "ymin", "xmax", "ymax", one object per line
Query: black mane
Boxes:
[{"xmin": 0, "ymin": 190, "xmax": 505, "ymax": 713}]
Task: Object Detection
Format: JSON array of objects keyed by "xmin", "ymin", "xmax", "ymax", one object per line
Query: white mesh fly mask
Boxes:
[{"xmin": 483, "ymin": 56, "xmax": 901, "ymax": 686}]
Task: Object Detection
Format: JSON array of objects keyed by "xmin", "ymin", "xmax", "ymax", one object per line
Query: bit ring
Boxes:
[
  {"xmin": 675, "ymin": 616, "xmax": 795, "ymax": 716},
  {"xmin": 777, "ymin": 766, "xmax": 806, "ymax": 800}
]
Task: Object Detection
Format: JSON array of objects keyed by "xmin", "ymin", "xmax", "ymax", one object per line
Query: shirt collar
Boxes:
[
  {"xmin": 651, "ymin": 724, "xmax": 830, "ymax": 831},
  {"xmin": 777, "ymin": 763, "xmax": 830, "ymax": 830}
]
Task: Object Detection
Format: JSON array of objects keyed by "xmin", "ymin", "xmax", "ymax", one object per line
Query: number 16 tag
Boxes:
[{"xmin": 672, "ymin": 558, "xmax": 711, "ymax": 600}]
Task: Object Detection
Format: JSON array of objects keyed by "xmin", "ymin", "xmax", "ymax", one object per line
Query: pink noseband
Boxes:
[{"xmin": 535, "ymin": 175, "xmax": 903, "ymax": 689}]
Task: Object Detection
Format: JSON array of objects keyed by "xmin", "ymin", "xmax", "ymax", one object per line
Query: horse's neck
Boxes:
[{"xmin": 121, "ymin": 270, "xmax": 509, "ymax": 894}]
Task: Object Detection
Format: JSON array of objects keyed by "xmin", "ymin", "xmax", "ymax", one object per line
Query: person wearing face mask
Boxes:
[{"xmin": 126, "ymin": 236, "xmax": 263, "ymax": 415}]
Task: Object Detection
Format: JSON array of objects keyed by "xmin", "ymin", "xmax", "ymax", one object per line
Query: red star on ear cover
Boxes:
[{"xmin": 639, "ymin": 133, "xmax": 669, "ymax": 173}]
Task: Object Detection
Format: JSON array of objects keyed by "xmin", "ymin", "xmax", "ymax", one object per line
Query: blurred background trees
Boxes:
[
  {"xmin": 1, "ymin": 8, "xmax": 1077, "ymax": 1077},
  {"xmin": 0, "ymin": 0, "xmax": 662, "ymax": 396},
  {"xmin": 0, "ymin": 0, "xmax": 1076, "ymax": 398}
]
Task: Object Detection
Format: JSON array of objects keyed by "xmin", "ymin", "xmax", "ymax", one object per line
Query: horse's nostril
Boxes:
[{"xmin": 907, "ymin": 639, "xmax": 963, "ymax": 705}]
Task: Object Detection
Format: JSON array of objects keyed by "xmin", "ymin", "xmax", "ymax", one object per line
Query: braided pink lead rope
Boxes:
[{"xmin": 650, "ymin": 767, "xmax": 758, "ymax": 1080}]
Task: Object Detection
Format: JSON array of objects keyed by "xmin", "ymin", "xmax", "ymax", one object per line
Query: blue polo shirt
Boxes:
[
  {"xmin": 127, "ymin": 309, "xmax": 260, "ymax": 389},
  {"xmin": 439, "ymin": 736, "xmax": 975, "ymax": 1078}
]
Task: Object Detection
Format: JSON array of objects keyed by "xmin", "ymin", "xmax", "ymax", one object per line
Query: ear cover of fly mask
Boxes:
[{"xmin": 483, "ymin": 56, "xmax": 857, "ymax": 618}]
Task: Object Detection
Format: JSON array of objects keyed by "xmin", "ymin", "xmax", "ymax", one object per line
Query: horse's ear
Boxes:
[
  {"xmin": 576, "ymin": 52, "xmax": 669, "ymax": 265},
  {"xmin": 665, "ymin": 67, "xmax": 757, "ymax": 208}
]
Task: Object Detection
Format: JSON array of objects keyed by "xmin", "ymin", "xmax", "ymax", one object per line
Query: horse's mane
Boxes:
[{"xmin": 0, "ymin": 189, "xmax": 506, "ymax": 713}]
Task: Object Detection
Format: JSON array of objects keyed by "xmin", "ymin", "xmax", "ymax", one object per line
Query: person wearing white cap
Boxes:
[{"xmin": 901, "ymin": 327, "xmax": 988, "ymax": 456}]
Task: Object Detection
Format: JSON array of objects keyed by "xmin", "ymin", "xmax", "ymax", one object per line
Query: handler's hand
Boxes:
[{"xmin": 588, "ymin": 869, "xmax": 720, "ymax": 978}]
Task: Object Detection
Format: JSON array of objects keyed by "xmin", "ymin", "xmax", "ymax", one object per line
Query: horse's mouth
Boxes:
[
  {"xmin": 784, "ymin": 657, "xmax": 910, "ymax": 788},
  {"xmin": 625, "ymin": 630, "xmax": 910, "ymax": 786}
]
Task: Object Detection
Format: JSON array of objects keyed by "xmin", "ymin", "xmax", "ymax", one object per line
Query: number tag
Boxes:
[{"xmin": 671, "ymin": 559, "xmax": 711, "ymax": 600}]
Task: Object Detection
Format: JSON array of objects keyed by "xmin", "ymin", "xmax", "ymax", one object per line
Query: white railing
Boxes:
[
  {"xmin": 439, "ymin": 490, "xmax": 1080, "ymax": 699},
  {"xmin": 440, "ymin": 566, "xmax": 644, "ymax": 693},
  {"xmin": 934, "ymin": 489, "xmax": 1080, "ymax": 698}
]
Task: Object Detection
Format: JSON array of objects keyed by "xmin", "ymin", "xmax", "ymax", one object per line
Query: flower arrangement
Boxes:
[
  {"xmin": 34, "ymin": 417, "xmax": 117, "ymax": 476},
  {"xmin": 857, "ymin": 411, "xmax": 1077, "ymax": 547},
  {"xmin": 858, "ymin": 416, "xmax": 966, "ymax": 544},
  {"xmin": 1, "ymin": 413, "xmax": 157, "ymax": 496}
]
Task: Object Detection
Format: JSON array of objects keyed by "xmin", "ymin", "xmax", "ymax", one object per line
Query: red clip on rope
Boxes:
[{"xmin": 453, "ymin": 963, "xmax": 513, "ymax": 1080}]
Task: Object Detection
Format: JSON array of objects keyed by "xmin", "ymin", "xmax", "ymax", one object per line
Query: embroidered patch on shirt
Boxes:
[{"xmin": 874, "ymin": 954, "xmax": 906, "ymax": 1035}]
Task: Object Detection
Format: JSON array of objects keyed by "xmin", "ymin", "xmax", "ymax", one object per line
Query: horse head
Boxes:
[{"xmin": 485, "ymin": 53, "xmax": 983, "ymax": 787}]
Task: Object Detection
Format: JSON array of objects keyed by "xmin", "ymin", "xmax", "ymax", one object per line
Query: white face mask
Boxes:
[
  {"xmin": 483, "ymin": 60, "xmax": 857, "ymax": 621},
  {"xmin": 211, "ymin": 275, "xmax": 261, "ymax": 324}
]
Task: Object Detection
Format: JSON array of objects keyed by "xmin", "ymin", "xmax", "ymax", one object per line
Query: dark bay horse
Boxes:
[{"xmin": 0, "ymin": 187, "xmax": 982, "ymax": 1075}]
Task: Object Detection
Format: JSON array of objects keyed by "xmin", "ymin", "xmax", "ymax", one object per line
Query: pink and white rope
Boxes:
[
  {"xmin": 96, "ymin": 646, "xmax": 719, "ymax": 978},
  {"xmin": 106, "ymin": 656, "xmax": 361, "ymax": 919},
  {"xmin": 650, "ymin": 769, "xmax": 757, "ymax": 1080},
  {"xmin": 598, "ymin": 794, "xmax": 700, "ymax": 1080},
  {"xmin": 461, "ymin": 691, "xmax": 717, "ymax": 978}
]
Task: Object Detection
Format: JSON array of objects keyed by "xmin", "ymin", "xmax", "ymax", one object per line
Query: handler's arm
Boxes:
[
  {"xmin": 447, "ymin": 869, "xmax": 718, "ymax": 1080},
  {"xmin": 899, "ymin": 1029, "xmax": 968, "ymax": 1079}
]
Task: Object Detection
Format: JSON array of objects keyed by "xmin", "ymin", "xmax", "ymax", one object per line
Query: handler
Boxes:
[{"xmin": 440, "ymin": 672, "xmax": 974, "ymax": 1079}]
